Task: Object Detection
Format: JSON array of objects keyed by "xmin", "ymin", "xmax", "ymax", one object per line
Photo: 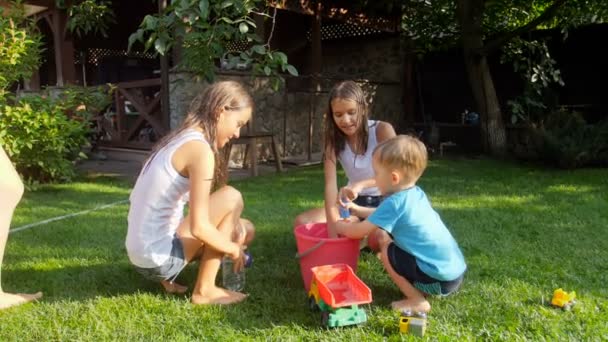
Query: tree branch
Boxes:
[
  {"xmin": 481, "ymin": 0, "xmax": 567, "ymax": 55},
  {"xmin": 265, "ymin": 6, "xmax": 277, "ymax": 47}
]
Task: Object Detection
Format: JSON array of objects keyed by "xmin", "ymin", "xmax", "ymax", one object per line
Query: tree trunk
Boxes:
[{"xmin": 456, "ymin": 0, "xmax": 507, "ymax": 156}]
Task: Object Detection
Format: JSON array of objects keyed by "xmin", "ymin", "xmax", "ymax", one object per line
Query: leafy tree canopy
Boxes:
[{"xmin": 129, "ymin": 0, "xmax": 298, "ymax": 89}]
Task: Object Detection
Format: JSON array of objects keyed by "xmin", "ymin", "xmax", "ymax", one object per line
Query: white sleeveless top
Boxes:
[
  {"xmin": 338, "ymin": 120, "xmax": 381, "ymax": 196},
  {"xmin": 126, "ymin": 129, "xmax": 206, "ymax": 268}
]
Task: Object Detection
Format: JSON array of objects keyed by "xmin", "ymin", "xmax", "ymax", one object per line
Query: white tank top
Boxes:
[
  {"xmin": 338, "ymin": 120, "xmax": 381, "ymax": 196},
  {"xmin": 126, "ymin": 129, "xmax": 206, "ymax": 268}
]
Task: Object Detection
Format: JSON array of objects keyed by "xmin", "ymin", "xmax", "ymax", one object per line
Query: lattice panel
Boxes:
[
  {"xmin": 307, "ymin": 23, "xmax": 383, "ymax": 41},
  {"xmin": 80, "ymin": 48, "xmax": 157, "ymax": 66},
  {"xmin": 226, "ymin": 40, "xmax": 252, "ymax": 53}
]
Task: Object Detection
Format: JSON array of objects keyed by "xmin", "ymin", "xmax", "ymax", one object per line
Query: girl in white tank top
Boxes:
[
  {"xmin": 294, "ymin": 81, "xmax": 396, "ymax": 237},
  {"xmin": 125, "ymin": 81, "xmax": 255, "ymax": 305}
]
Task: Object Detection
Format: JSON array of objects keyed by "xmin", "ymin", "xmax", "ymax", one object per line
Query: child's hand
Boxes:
[
  {"xmin": 334, "ymin": 220, "xmax": 350, "ymax": 237},
  {"xmin": 327, "ymin": 221, "xmax": 339, "ymax": 238},
  {"xmin": 228, "ymin": 245, "xmax": 246, "ymax": 272},
  {"xmin": 338, "ymin": 186, "xmax": 360, "ymax": 205},
  {"xmin": 344, "ymin": 202, "xmax": 364, "ymax": 218}
]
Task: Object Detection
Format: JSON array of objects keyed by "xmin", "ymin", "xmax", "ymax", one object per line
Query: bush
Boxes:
[
  {"xmin": 511, "ymin": 110, "xmax": 608, "ymax": 169},
  {"xmin": 0, "ymin": 94, "xmax": 90, "ymax": 184}
]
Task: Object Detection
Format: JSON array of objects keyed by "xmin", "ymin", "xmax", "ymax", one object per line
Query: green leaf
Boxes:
[
  {"xmin": 221, "ymin": 0, "xmax": 233, "ymax": 9},
  {"xmin": 239, "ymin": 22, "xmax": 249, "ymax": 34},
  {"xmin": 142, "ymin": 15, "xmax": 159, "ymax": 31},
  {"xmin": 252, "ymin": 45, "xmax": 266, "ymax": 55},
  {"xmin": 155, "ymin": 38, "xmax": 168, "ymax": 55},
  {"xmin": 286, "ymin": 65, "xmax": 298, "ymax": 76},
  {"xmin": 263, "ymin": 66, "xmax": 271, "ymax": 76},
  {"xmin": 128, "ymin": 29, "xmax": 144, "ymax": 51},
  {"xmin": 273, "ymin": 51, "xmax": 288, "ymax": 64},
  {"xmin": 199, "ymin": 0, "xmax": 209, "ymax": 20}
]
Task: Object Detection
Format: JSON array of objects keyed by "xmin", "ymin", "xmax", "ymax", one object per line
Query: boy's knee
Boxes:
[
  {"xmin": 293, "ymin": 214, "xmax": 308, "ymax": 228},
  {"xmin": 377, "ymin": 230, "xmax": 391, "ymax": 250}
]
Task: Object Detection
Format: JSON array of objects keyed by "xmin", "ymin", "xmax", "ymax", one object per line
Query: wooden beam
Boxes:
[
  {"xmin": 308, "ymin": 1, "xmax": 322, "ymax": 161},
  {"xmin": 49, "ymin": 9, "xmax": 64, "ymax": 86},
  {"xmin": 159, "ymin": 0, "xmax": 170, "ymax": 129},
  {"xmin": 268, "ymin": 0, "xmax": 399, "ymax": 33}
]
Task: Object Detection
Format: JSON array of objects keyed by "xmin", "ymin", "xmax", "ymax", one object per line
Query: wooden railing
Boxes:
[{"xmin": 97, "ymin": 78, "xmax": 166, "ymax": 150}]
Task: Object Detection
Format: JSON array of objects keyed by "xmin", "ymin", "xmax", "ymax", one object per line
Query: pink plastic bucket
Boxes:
[{"xmin": 294, "ymin": 222, "xmax": 360, "ymax": 291}]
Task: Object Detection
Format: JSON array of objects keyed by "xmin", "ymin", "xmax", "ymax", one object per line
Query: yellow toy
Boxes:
[
  {"xmin": 399, "ymin": 310, "xmax": 427, "ymax": 337},
  {"xmin": 551, "ymin": 288, "xmax": 576, "ymax": 310}
]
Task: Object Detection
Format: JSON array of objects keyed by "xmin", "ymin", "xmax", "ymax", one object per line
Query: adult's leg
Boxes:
[
  {"xmin": 378, "ymin": 240, "xmax": 431, "ymax": 313},
  {"xmin": 293, "ymin": 207, "xmax": 326, "ymax": 228},
  {"xmin": 176, "ymin": 186, "xmax": 248, "ymax": 304},
  {"xmin": 0, "ymin": 147, "xmax": 42, "ymax": 310}
]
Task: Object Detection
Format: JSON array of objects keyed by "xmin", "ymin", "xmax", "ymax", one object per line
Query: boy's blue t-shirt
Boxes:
[{"xmin": 368, "ymin": 186, "xmax": 466, "ymax": 281}]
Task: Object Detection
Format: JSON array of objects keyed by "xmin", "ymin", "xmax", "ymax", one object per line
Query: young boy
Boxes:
[{"xmin": 335, "ymin": 135, "xmax": 466, "ymax": 313}]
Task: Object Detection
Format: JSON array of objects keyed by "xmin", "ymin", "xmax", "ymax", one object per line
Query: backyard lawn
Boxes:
[{"xmin": 1, "ymin": 158, "xmax": 607, "ymax": 340}]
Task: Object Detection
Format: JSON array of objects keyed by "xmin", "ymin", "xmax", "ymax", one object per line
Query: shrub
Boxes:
[
  {"xmin": 512, "ymin": 110, "xmax": 608, "ymax": 169},
  {"xmin": 0, "ymin": 94, "xmax": 90, "ymax": 184}
]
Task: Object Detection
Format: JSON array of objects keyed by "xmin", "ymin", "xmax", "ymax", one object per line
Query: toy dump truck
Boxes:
[{"xmin": 307, "ymin": 264, "xmax": 372, "ymax": 328}]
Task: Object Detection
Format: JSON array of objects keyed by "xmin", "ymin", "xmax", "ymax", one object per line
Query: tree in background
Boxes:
[
  {"xmin": 129, "ymin": 0, "xmax": 298, "ymax": 89},
  {"xmin": 399, "ymin": 0, "xmax": 608, "ymax": 155}
]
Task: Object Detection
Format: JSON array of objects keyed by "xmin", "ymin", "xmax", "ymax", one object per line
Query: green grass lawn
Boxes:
[{"xmin": 1, "ymin": 158, "xmax": 607, "ymax": 340}]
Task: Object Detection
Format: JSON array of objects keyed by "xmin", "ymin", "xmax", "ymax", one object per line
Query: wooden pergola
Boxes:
[{"xmin": 2, "ymin": 0, "xmax": 171, "ymax": 151}]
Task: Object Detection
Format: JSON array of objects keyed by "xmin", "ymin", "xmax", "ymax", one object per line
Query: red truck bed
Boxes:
[{"xmin": 311, "ymin": 264, "xmax": 372, "ymax": 309}]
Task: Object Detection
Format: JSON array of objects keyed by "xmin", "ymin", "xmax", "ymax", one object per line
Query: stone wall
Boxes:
[{"xmin": 170, "ymin": 72, "xmax": 404, "ymax": 164}]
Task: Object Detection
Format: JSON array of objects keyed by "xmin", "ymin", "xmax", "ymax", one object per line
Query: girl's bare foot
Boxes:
[
  {"xmin": 161, "ymin": 280, "xmax": 188, "ymax": 294},
  {"xmin": 0, "ymin": 291, "xmax": 42, "ymax": 310},
  {"xmin": 391, "ymin": 298, "xmax": 431, "ymax": 313},
  {"xmin": 191, "ymin": 286, "xmax": 247, "ymax": 305}
]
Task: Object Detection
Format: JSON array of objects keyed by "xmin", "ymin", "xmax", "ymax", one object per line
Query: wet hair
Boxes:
[
  {"xmin": 146, "ymin": 81, "xmax": 253, "ymax": 187},
  {"xmin": 373, "ymin": 135, "xmax": 428, "ymax": 185},
  {"xmin": 323, "ymin": 81, "xmax": 370, "ymax": 161}
]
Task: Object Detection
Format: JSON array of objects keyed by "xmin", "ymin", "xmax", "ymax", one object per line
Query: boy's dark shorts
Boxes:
[
  {"xmin": 387, "ymin": 242, "xmax": 464, "ymax": 296},
  {"xmin": 133, "ymin": 235, "xmax": 187, "ymax": 283},
  {"xmin": 353, "ymin": 195, "xmax": 383, "ymax": 209}
]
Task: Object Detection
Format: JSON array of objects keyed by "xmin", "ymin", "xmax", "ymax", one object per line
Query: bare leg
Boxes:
[
  {"xmin": 0, "ymin": 147, "xmax": 42, "ymax": 310},
  {"xmin": 293, "ymin": 207, "xmax": 326, "ymax": 227},
  {"xmin": 176, "ymin": 186, "xmax": 250, "ymax": 305},
  {"xmin": 239, "ymin": 218, "xmax": 255, "ymax": 246},
  {"xmin": 378, "ymin": 238, "xmax": 431, "ymax": 313}
]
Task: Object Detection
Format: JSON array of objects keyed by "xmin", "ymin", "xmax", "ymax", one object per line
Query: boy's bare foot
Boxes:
[
  {"xmin": 0, "ymin": 291, "xmax": 42, "ymax": 310},
  {"xmin": 191, "ymin": 286, "xmax": 247, "ymax": 305},
  {"xmin": 161, "ymin": 280, "xmax": 188, "ymax": 294},
  {"xmin": 391, "ymin": 298, "xmax": 431, "ymax": 313}
]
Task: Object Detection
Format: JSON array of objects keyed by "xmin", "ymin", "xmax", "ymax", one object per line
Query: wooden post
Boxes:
[
  {"xmin": 403, "ymin": 39, "xmax": 416, "ymax": 130},
  {"xmin": 45, "ymin": 9, "xmax": 77, "ymax": 86},
  {"xmin": 46, "ymin": 10, "xmax": 63, "ymax": 87},
  {"xmin": 159, "ymin": 0, "xmax": 170, "ymax": 129},
  {"xmin": 309, "ymin": 0, "xmax": 322, "ymax": 161}
]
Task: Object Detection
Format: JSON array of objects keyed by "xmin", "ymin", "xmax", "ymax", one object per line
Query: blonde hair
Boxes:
[
  {"xmin": 373, "ymin": 135, "xmax": 428, "ymax": 184},
  {"xmin": 146, "ymin": 81, "xmax": 253, "ymax": 186}
]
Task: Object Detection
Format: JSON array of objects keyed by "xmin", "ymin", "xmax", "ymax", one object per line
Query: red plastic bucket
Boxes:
[{"xmin": 294, "ymin": 222, "xmax": 360, "ymax": 291}]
